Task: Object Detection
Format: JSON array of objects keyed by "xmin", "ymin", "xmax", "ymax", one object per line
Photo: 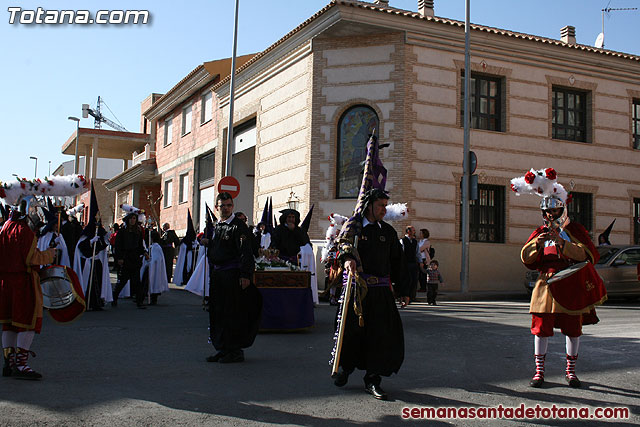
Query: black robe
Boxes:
[
  {"xmin": 207, "ymin": 216, "xmax": 262, "ymax": 352},
  {"xmin": 78, "ymin": 236, "xmax": 108, "ymax": 309},
  {"xmin": 271, "ymin": 224, "xmax": 310, "ymax": 259},
  {"xmin": 336, "ymin": 219, "xmax": 406, "ymax": 377},
  {"xmin": 161, "ymin": 229, "xmax": 180, "ymax": 282},
  {"xmin": 61, "ymin": 219, "xmax": 83, "ymax": 262}
]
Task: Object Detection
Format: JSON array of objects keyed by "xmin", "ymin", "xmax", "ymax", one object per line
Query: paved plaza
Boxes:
[{"xmin": 1, "ymin": 290, "xmax": 638, "ymax": 426}]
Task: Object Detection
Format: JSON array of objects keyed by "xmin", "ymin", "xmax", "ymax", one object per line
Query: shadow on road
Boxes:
[{"xmin": 1, "ymin": 290, "xmax": 638, "ymax": 425}]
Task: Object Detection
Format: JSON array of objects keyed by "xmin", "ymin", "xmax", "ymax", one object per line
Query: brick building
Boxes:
[
  {"xmin": 144, "ymin": 55, "xmax": 255, "ymax": 234},
  {"xmin": 141, "ymin": 0, "xmax": 640, "ymax": 292}
]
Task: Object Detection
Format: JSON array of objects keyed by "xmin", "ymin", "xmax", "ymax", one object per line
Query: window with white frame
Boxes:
[
  {"xmin": 182, "ymin": 104, "xmax": 192, "ymax": 135},
  {"xmin": 179, "ymin": 173, "xmax": 189, "ymax": 204},
  {"xmin": 163, "ymin": 179, "xmax": 173, "ymax": 208},
  {"xmin": 201, "ymin": 91, "xmax": 213, "ymax": 124},
  {"xmin": 164, "ymin": 118, "xmax": 173, "ymax": 147}
]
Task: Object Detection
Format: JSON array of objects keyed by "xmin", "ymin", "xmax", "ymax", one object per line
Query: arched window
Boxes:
[{"xmin": 336, "ymin": 105, "xmax": 379, "ymax": 198}]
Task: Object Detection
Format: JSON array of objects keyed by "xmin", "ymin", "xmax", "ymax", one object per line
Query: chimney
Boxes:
[
  {"xmin": 418, "ymin": 0, "xmax": 434, "ymax": 17},
  {"xmin": 560, "ymin": 25, "xmax": 576, "ymax": 45},
  {"xmin": 374, "ymin": 0, "xmax": 389, "ymax": 5}
]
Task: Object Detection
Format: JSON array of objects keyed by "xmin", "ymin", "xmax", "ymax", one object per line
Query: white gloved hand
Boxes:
[
  {"xmin": 54, "ymin": 235, "xmax": 63, "ymax": 245},
  {"xmin": 90, "ymin": 236, "xmax": 100, "ymax": 244}
]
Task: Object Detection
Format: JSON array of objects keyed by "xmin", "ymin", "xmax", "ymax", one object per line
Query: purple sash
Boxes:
[
  {"xmin": 342, "ymin": 272, "xmax": 391, "ymax": 288},
  {"xmin": 213, "ymin": 260, "xmax": 242, "ymax": 271}
]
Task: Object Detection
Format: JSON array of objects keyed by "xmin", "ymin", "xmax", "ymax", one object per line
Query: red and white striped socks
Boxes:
[{"xmin": 533, "ymin": 354, "xmax": 545, "ymax": 381}]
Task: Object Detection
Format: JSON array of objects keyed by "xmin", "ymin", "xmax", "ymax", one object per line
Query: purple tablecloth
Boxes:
[{"xmin": 258, "ymin": 287, "xmax": 314, "ymax": 330}]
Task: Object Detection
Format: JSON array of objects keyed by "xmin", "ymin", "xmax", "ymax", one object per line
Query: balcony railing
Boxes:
[{"xmin": 132, "ymin": 144, "xmax": 156, "ymax": 166}]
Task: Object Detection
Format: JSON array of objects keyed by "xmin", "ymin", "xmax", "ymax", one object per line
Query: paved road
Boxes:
[{"xmin": 1, "ymin": 291, "xmax": 638, "ymax": 426}]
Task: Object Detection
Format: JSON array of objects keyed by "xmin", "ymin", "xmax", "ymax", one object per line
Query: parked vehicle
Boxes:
[
  {"xmin": 595, "ymin": 245, "xmax": 640, "ymax": 298},
  {"xmin": 523, "ymin": 245, "xmax": 640, "ymax": 299}
]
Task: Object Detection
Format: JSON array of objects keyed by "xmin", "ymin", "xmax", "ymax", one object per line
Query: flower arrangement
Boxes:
[{"xmin": 255, "ymin": 248, "xmax": 301, "ymax": 271}]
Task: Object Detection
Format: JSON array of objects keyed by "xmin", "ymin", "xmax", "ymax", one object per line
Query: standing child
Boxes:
[{"xmin": 426, "ymin": 260, "xmax": 444, "ymax": 305}]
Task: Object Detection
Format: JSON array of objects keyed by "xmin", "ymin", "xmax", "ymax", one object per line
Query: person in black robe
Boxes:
[
  {"xmin": 160, "ymin": 222, "xmax": 180, "ymax": 282},
  {"xmin": 60, "ymin": 211, "xmax": 83, "ymax": 263},
  {"xmin": 76, "ymin": 224, "xmax": 108, "ymax": 311},
  {"xmin": 202, "ymin": 192, "xmax": 262, "ymax": 364},
  {"xmin": 270, "ymin": 209, "xmax": 310, "ymax": 263},
  {"xmin": 332, "ymin": 189, "xmax": 406, "ymax": 400},
  {"xmin": 113, "ymin": 213, "xmax": 148, "ymax": 308}
]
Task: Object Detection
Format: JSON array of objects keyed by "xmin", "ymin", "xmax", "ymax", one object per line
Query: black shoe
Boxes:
[
  {"xmin": 2, "ymin": 360, "xmax": 11, "ymax": 377},
  {"xmin": 12, "ymin": 368, "xmax": 42, "ymax": 380},
  {"xmin": 333, "ymin": 370, "xmax": 350, "ymax": 387},
  {"xmin": 219, "ymin": 351, "xmax": 244, "ymax": 364},
  {"xmin": 365, "ymin": 383, "xmax": 388, "ymax": 400},
  {"xmin": 529, "ymin": 377, "xmax": 544, "ymax": 388},
  {"xmin": 566, "ymin": 375, "xmax": 581, "ymax": 388},
  {"xmin": 111, "ymin": 299, "xmax": 118, "ymax": 307},
  {"xmin": 206, "ymin": 352, "xmax": 225, "ymax": 363}
]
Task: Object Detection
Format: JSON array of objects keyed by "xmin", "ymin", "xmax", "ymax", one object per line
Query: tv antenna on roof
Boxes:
[{"xmin": 595, "ymin": 2, "xmax": 637, "ymax": 48}]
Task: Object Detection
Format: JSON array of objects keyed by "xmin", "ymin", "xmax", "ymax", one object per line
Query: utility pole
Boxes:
[
  {"xmin": 225, "ymin": 0, "xmax": 240, "ymax": 177},
  {"xmin": 460, "ymin": 0, "xmax": 471, "ymax": 293}
]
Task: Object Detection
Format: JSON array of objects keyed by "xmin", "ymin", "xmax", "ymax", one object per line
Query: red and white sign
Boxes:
[{"xmin": 217, "ymin": 176, "xmax": 240, "ymax": 199}]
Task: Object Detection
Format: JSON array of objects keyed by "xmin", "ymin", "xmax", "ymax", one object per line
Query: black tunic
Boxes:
[
  {"xmin": 113, "ymin": 226, "xmax": 146, "ymax": 305},
  {"xmin": 61, "ymin": 219, "xmax": 82, "ymax": 262},
  {"xmin": 207, "ymin": 216, "xmax": 262, "ymax": 352},
  {"xmin": 336, "ymin": 219, "xmax": 405, "ymax": 376},
  {"xmin": 271, "ymin": 224, "xmax": 310, "ymax": 259},
  {"xmin": 161, "ymin": 229, "xmax": 180, "ymax": 281},
  {"xmin": 78, "ymin": 236, "xmax": 108, "ymax": 309}
]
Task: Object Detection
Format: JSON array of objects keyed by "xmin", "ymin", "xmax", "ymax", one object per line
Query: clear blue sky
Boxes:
[{"xmin": 1, "ymin": 0, "xmax": 637, "ymax": 181}]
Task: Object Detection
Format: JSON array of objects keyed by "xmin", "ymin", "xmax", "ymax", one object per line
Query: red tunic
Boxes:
[
  {"xmin": 0, "ymin": 217, "xmax": 53, "ymax": 333},
  {"xmin": 522, "ymin": 222, "xmax": 605, "ymax": 331}
]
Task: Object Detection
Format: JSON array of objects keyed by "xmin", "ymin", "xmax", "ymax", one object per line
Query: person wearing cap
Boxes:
[
  {"xmin": 270, "ymin": 209, "xmax": 310, "ymax": 263},
  {"xmin": 201, "ymin": 192, "xmax": 262, "ymax": 364},
  {"xmin": 513, "ymin": 168, "xmax": 606, "ymax": 389},
  {"xmin": 113, "ymin": 211, "xmax": 147, "ymax": 309},
  {"xmin": 1, "ymin": 206, "xmax": 56, "ymax": 380}
]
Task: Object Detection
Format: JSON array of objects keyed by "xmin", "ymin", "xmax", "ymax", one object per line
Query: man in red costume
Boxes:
[
  {"xmin": 513, "ymin": 168, "xmax": 606, "ymax": 389},
  {"xmin": 1, "ymin": 206, "xmax": 55, "ymax": 380}
]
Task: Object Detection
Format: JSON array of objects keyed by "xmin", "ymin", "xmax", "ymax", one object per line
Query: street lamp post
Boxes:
[
  {"xmin": 29, "ymin": 156, "xmax": 38, "ymax": 178},
  {"xmin": 68, "ymin": 116, "xmax": 80, "ymax": 174},
  {"xmin": 287, "ymin": 189, "xmax": 300, "ymax": 211},
  {"xmin": 48, "ymin": 161, "xmax": 51, "ymax": 176}
]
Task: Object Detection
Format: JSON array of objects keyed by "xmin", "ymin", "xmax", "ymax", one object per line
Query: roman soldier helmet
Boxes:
[{"xmin": 510, "ymin": 168, "xmax": 570, "ymax": 230}]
